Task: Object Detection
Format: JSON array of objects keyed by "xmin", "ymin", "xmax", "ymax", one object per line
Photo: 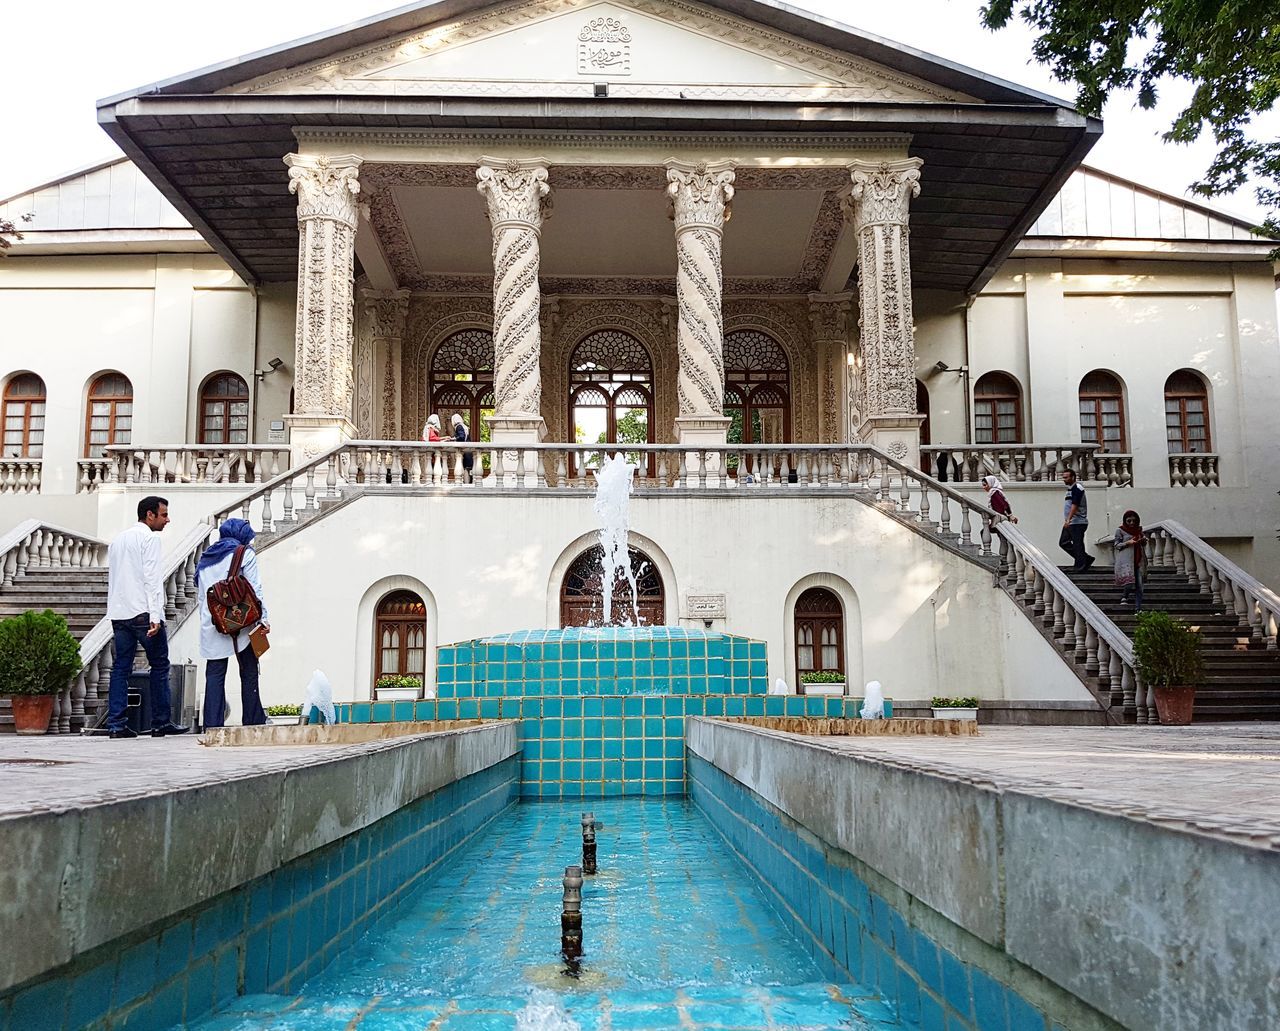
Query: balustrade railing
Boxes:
[
  {"xmin": 1167, "ymin": 453, "xmax": 1219, "ymax": 487},
  {"xmin": 0, "ymin": 519, "xmax": 105, "ymax": 589},
  {"xmin": 921, "ymin": 444, "xmax": 1106, "ymax": 484},
  {"xmin": 1078, "ymin": 452, "xmax": 1133, "ymax": 487},
  {"xmin": 0, "ymin": 458, "xmax": 43, "ymax": 494},
  {"xmin": 77, "ymin": 446, "xmax": 293, "ymax": 491},
  {"xmin": 995, "ymin": 522, "xmax": 1144, "ymax": 722},
  {"xmin": 1144, "ymin": 520, "xmax": 1279, "ymax": 651}
]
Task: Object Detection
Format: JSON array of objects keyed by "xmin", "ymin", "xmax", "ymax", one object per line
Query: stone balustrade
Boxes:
[
  {"xmin": 0, "ymin": 458, "xmax": 43, "ymax": 494},
  {"xmin": 0, "ymin": 519, "xmax": 105, "ymax": 589},
  {"xmin": 921, "ymin": 444, "xmax": 1108, "ymax": 484},
  {"xmin": 1145, "ymin": 520, "xmax": 1279, "ymax": 651},
  {"xmin": 1167, "ymin": 453, "xmax": 1219, "ymax": 487},
  {"xmin": 995, "ymin": 522, "xmax": 1144, "ymax": 722},
  {"xmin": 76, "ymin": 446, "xmax": 294, "ymax": 491}
]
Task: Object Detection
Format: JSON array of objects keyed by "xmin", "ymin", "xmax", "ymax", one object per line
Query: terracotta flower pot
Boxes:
[
  {"xmin": 1153, "ymin": 685, "xmax": 1197, "ymax": 726},
  {"xmin": 10, "ymin": 694, "xmax": 55, "ymax": 735}
]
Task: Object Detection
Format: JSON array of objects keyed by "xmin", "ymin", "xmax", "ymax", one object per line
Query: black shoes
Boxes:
[
  {"xmin": 1072, "ymin": 556, "xmax": 1096, "ymax": 573},
  {"xmin": 107, "ymin": 726, "xmax": 138, "ymax": 740},
  {"xmin": 151, "ymin": 722, "xmax": 190, "ymax": 737}
]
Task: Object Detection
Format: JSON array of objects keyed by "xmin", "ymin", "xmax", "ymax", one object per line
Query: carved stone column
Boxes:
[
  {"xmin": 283, "ymin": 153, "xmax": 362, "ymax": 459},
  {"xmin": 361, "ymin": 289, "xmax": 410, "ymax": 440},
  {"xmin": 808, "ymin": 293, "xmax": 853, "ymax": 443},
  {"xmin": 666, "ymin": 160, "xmax": 735, "ymax": 447},
  {"xmin": 844, "ymin": 158, "xmax": 925, "ymax": 462},
  {"xmin": 477, "ymin": 158, "xmax": 552, "ymax": 445}
]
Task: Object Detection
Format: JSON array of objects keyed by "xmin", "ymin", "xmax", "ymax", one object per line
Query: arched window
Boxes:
[
  {"xmin": 725, "ymin": 330, "xmax": 791, "ymax": 444},
  {"xmin": 569, "ymin": 331, "xmax": 654, "ymax": 452},
  {"xmin": 916, "ymin": 379, "xmax": 931, "ymax": 446},
  {"xmin": 1165, "ymin": 370, "xmax": 1211, "ymax": 453},
  {"xmin": 430, "ymin": 329, "xmax": 494, "ymax": 443},
  {"xmin": 560, "ymin": 545, "xmax": 664, "ymax": 628},
  {"xmin": 973, "ymin": 372, "xmax": 1022, "ymax": 444},
  {"xmin": 1079, "ymin": 371, "xmax": 1126, "ymax": 452},
  {"xmin": 375, "ymin": 591, "xmax": 427, "ymax": 683},
  {"xmin": 85, "ymin": 373, "xmax": 133, "ymax": 458},
  {"xmin": 199, "ymin": 373, "xmax": 249, "ymax": 445},
  {"xmin": 795, "ymin": 587, "xmax": 844, "ymax": 683},
  {"xmin": 3, "ymin": 374, "xmax": 46, "ymax": 458}
]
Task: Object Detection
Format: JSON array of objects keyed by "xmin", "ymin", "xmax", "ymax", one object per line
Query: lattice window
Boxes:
[
  {"xmin": 974, "ymin": 372, "xmax": 1022, "ymax": 445},
  {"xmin": 795, "ymin": 587, "xmax": 844, "ymax": 680},
  {"xmin": 376, "ymin": 590, "xmax": 427, "ymax": 681},
  {"xmin": 3, "ymin": 374, "xmax": 45, "ymax": 459},
  {"xmin": 1079, "ymin": 370, "xmax": 1126, "ymax": 453},
  {"xmin": 200, "ymin": 373, "xmax": 249, "ymax": 445},
  {"xmin": 570, "ymin": 331, "xmax": 653, "ymax": 450},
  {"xmin": 560, "ymin": 545, "xmax": 664, "ymax": 628},
  {"xmin": 725, "ymin": 330, "xmax": 791, "ymax": 445},
  {"xmin": 1164, "ymin": 369, "xmax": 1210, "ymax": 453},
  {"xmin": 430, "ymin": 330, "xmax": 495, "ymax": 443},
  {"xmin": 85, "ymin": 372, "xmax": 133, "ymax": 458}
]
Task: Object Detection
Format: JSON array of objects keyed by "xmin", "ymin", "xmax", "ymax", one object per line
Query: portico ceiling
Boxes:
[{"xmin": 96, "ymin": 0, "xmax": 1101, "ymax": 293}]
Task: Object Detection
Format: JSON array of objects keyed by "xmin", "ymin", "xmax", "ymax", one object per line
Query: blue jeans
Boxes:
[
  {"xmin": 1123, "ymin": 567, "xmax": 1145, "ymax": 611},
  {"xmin": 107, "ymin": 615, "xmax": 171, "ymax": 730},
  {"xmin": 203, "ymin": 644, "xmax": 267, "ymax": 728}
]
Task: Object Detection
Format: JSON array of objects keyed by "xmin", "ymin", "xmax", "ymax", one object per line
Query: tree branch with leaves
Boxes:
[{"xmin": 0, "ymin": 213, "xmax": 33, "ymax": 252}]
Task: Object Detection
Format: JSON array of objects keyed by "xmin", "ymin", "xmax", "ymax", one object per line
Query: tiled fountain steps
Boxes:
[{"xmin": 339, "ymin": 628, "xmax": 887, "ymax": 797}]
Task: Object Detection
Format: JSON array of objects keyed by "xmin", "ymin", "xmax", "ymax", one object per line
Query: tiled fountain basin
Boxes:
[
  {"xmin": 717, "ymin": 715, "xmax": 979, "ymax": 736},
  {"xmin": 200, "ymin": 719, "xmax": 497, "ymax": 747}
]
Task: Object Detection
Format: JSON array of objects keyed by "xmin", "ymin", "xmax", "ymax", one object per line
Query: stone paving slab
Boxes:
[{"xmin": 777, "ymin": 723, "xmax": 1280, "ymax": 852}]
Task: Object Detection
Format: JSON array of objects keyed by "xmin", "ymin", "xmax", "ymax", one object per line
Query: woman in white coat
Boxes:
[{"xmin": 197, "ymin": 518, "xmax": 270, "ymax": 728}]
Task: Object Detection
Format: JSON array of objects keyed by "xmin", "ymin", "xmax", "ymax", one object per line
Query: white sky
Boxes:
[{"xmin": 0, "ymin": 0, "xmax": 1271, "ymax": 223}]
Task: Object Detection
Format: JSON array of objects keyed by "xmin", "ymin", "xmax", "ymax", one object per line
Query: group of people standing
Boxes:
[
  {"xmin": 423, "ymin": 412, "xmax": 475, "ymax": 481},
  {"xmin": 981, "ymin": 469, "xmax": 1145, "ymax": 612}
]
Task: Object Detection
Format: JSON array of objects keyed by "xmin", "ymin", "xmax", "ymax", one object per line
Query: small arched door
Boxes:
[
  {"xmin": 560, "ymin": 545, "xmax": 664, "ymax": 627},
  {"xmin": 375, "ymin": 590, "xmax": 427, "ymax": 685},
  {"xmin": 795, "ymin": 587, "xmax": 844, "ymax": 685}
]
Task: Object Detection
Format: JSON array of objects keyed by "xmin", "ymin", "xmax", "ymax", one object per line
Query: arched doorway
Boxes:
[
  {"xmin": 725, "ymin": 329, "xmax": 791, "ymax": 444},
  {"xmin": 568, "ymin": 331, "xmax": 653, "ymax": 469},
  {"xmin": 794, "ymin": 587, "xmax": 844, "ymax": 686},
  {"xmin": 560, "ymin": 545, "xmax": 665, "ymax": 627},
  {"xmin": 375, "ymin": 590, "xmax": 427, "ymax": 686},
  {"xmin": 430, "ymin": 329, "xmax": 494, "ymax": 443}
]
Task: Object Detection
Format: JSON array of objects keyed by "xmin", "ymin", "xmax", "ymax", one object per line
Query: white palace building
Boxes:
[{"xmin": 1, "ymin": 0, "xmax": 1278, "ymax": 729}]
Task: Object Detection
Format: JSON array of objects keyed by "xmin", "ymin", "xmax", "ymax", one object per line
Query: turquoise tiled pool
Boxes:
[{"xmin": 186, "ymin": 799, "xmax": 898, "ymax": 1030}]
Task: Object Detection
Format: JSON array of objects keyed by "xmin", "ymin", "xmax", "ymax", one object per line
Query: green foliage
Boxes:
[
  {"xmin": 0, "ymin": 610, "xmax": 83, "ymax": 696},
  {"xmin": 981, "ymin": 1, "xmax": 1280, "ymax": 241},
  {"xmin": 375, "ymin": 674, "xmax": 423, "ymax": 691},
  {"xmin": 799, "ymin": 670, "xmax": 846, "ymax": 683},
  {"xmin": 1133, "ymin": 610, "xmax": 1204, "ymax": 687},
  {"xmin": 931, "ymin": 696, "xmax": 980, "ymax": 708},
  {"xmin": 0, "ymin": 213, "xmax": 32, "ymax": 252},
  {"xmin": 266, "ymin": 704, "xmax": 302, "ymax": 716}
]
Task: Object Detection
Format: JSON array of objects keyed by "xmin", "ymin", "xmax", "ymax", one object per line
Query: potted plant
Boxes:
[
  {"xmin": 374, "ymin": 674, "xmax": 424, "ymax": 701},
  {"xmin": 931, "ymin": 696, "xmax": 979, "ymax": 721},
  {"xmin": 1133, "ymin": 611, "xmax": 1203, "ymax": 725},
  {"xmin": 0, "ymin": 610, "xmax": 83, "ymax": 735},
  {"xmin": 266, "ymin": 704, "xmax": 303, "ymax": 725},
  {"xmin": 799, "ymin": 670, "xmax": 847, "ymax": 696}
]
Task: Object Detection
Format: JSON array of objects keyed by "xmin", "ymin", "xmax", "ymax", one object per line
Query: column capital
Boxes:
[
  {"xmin": 284, "ymin": 153, "xmax": 363, "ymax": 228},
  {"xmin": 359, "ymin": 288, "xmax": 410, "ymax": 339},
  {"xmin": 807, "ymin": 292, "xmax": 854, "ymax": 341},
  {"xmin": 476, "ymin": 158, "xmax": 553, "ymax": 234},
  {"xmin": 842, "ymin": 158, "xmax": 923, "ymax": 230},
  {"xmin": 665, "ymin": 160, "xmax": 736, "ymax": 234}
]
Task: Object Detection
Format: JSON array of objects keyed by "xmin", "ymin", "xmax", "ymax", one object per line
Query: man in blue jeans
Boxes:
[
  {"xmin": 1058, "ymin": 469, "xmax": 1095, "ymax": 573},
  {"xmin": 104, "ymin": 495, "xmax": 188, "ymax": 739}
]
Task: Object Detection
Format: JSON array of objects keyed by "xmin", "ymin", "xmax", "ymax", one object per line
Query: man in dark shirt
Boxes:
[{"xmin": 1059, "ymin": 469, "xmax": 1094, "ymax": 572}]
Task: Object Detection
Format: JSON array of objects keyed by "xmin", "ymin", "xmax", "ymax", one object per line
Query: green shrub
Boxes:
[
  {"xmin": 375, "ymin": 674, "xmax": 423, "ymax": 691},
  {"xmin": 0, "ymin": 610, "xmax": 83, "ymax": 697},
  {"xmin": 799, "ymin": 670, "xmax": 846, "ymax": 684},
  {"xmin": 266, "ymin": 704, "xmax": 302, "ymax": 717},
  {"xmin": 1133, "ymin": 611, "xmax": 1203, "ymax": 688},
  {"xmin": 931, "ymin": 696, "xmax": 979, "ymax": 708}
]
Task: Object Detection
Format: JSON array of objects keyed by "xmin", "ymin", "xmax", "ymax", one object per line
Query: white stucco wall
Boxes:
[{"xmin": 164, "ymin": 491, "xmax": 1095, "ymax": 718}]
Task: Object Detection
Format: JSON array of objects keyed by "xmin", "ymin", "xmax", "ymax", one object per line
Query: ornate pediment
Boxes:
[{"xmin": 225, "ymin": 0, "xmax": 970, "ymax": 103}]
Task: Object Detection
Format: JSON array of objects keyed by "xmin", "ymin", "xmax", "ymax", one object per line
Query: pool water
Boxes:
[{"xmin": 188, "ymin": 800, "xmax": 900, "ymax": 1030}]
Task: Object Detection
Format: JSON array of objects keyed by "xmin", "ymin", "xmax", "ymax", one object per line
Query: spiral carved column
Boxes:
[
  {"xmin": 844, "ymin": 158, "xmax": 925, "ymax": 462},
  {"xmin": 666, "ymin": 160, "xmax": 735, "ymax": 446},
  {"xmin": 283, "ymin": 152, "xmax": 362, "ymax": 459},
  {"xmin": 477, "ymin": 159, "xmax": 552, "ymax": 444}
]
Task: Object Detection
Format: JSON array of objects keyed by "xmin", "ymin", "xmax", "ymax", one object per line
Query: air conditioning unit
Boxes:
[{"xmin": 171, "ymin": 662, "xmax": 198, "ymax": 730}]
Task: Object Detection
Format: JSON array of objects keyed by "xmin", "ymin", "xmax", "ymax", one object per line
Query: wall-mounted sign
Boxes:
[
  {"xmin": 577, "ymin": 17, "xmax": 632, "ymax": 75},
  {"xmin": 685, "ymin": 593, "xmax": 727, "ymax": 619}
]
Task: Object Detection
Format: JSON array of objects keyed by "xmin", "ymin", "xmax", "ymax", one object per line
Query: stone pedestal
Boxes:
[
  {"xmin": 286, "ymin": 414, "xmax": 357, "ymax": 466},
  {"xmin": 859, "ymin": 414, "xmax": 927, "ymax": 467}
]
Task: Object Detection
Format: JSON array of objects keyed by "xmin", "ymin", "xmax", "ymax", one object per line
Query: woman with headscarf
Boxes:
[
  {"xmin": 197, "ymin": 518, "xmax": 269, "ymax": 728},
  {"xmin": 450, "ymin": 412, "xmax": 475, "ymax": 482},
  {"xmin": 421, "ymin": 413, "xmax": 443, "ymax": 443},
  {"xmin": 1113, "ymin": 509, "xmax": 1145, "ymax": 611},
  {"xmin": 981, "ymin": 475, "xmax": 1018, "ymax": 527}
]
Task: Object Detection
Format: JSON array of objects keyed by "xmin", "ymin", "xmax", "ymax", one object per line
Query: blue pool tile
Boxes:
[
  {"xmin": 351, "ymin": 702, "xmax": 371, "ymax": 723},
  {"xmin": 971, "ymin": 968, "xmax": 1010, "ymax": 1031},
  {"xmin": 10, "ymin": 978, "xmax": 68, "ymax": 1030},
  {"xmin": 66, "ymin": 957, "xmax": 115, "ymax": 1029},
  {"xmin": 114, "ymin": 935, "xmax": 159, "ymax": 1008},
  {"xmin": 919, "ymin": 991, "xmax": 947, "ymax": 1031},
  {"xmin": 1006, "ymin": 993, "xmax": 1049, "ymax": 1031},
  {"xmin": 941, "ymin": 948, "xmax": 973, "ymax": 1021}
]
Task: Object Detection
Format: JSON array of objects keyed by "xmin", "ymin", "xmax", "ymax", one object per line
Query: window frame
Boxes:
[
  {"xmin": 199, "ymin": 373, "xmax": 250, "ymax": 446},
  {"xmin": 1078, "ymin": 371, "xmax": 1127, "ymax": 454},
  {"xmin": 2, "ymin": 373, "xmax": 47, "ymax": 459},
  {"xmin": 84, "ymin": 372, "xmax": 134, "ymax": 458},
  {"xmin": 1164, "ymin": 370, "xmax": 1211, "ymax": 454},
  {"xmin": 794, "ymin": 587, "xmax": 845, "ymax": 685},
  {"xmin": 374, "ymin": 591, "xmax": 427, "ymax": 682},
  {"xmin": 973, "ymin": 372, "xmax": 1023, "ymax": 445}
]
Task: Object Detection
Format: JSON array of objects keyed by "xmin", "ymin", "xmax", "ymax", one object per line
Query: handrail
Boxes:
[
  {"xmin": 100, "ymin": 444, "xmax": 292, "ymax": 487},
  {"xmin": 0, "ymin": 519, "xmax": 106, "ymax": 589},
  {"xmin": 995, "ymin": 522, "xmax": 1141, "ymax": 722},
  {"xmin": 1145, "ymin": 519, "xmax": 1279, "ymax": 650}
]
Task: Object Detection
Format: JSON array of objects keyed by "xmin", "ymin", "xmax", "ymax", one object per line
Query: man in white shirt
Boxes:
[{"xmin": 104, "ymin": 496, "xmax": 188, "ymax": 739}]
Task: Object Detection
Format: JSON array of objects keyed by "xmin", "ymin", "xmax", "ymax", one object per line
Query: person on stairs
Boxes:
[
  {"xmin": 1059, "ymin": 469, "xmax": 1094, "ymax": 573},
  {"xmin": 1113, "ymin": 509, "xmax": 1146, "ymax": 612},
  {"xmin": 197, "ymin": 518, "xmax": 269, "ymax": 729},
  {"xmin": 981, "ymin": 475, "xmax": 1018, "ymax": 528},
  {"xmin": 104, "ymin": 495, "xmax": 189, "ymax": 739}
]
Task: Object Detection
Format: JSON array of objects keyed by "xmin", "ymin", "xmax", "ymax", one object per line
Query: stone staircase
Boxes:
[
  {"xmin": 0, "ymin": 568, "xmax": 110, "ymax": 640},
  {"xmin": 1066, "ymin": 564, "xmax": 1280, "ymax": 721}
]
